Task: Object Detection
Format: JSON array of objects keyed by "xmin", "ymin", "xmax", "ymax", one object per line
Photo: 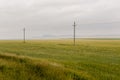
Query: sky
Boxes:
[{"xmin": 0, "ymin": 0, "xmax": 120, "ymax": 39}]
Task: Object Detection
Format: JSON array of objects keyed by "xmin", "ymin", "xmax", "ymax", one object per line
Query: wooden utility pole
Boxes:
[
  {"xmin": 23, "ymin": 28, "xmax": 26, "ymax": 43},
  {"xmin": 73, "ymin": 21, "xmax": 76, "ymax": 46}
]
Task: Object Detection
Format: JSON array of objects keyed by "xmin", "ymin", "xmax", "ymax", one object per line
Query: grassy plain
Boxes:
[{"xmin": 0, "ymin": 39, "xmax": 120, "ymax": 80}]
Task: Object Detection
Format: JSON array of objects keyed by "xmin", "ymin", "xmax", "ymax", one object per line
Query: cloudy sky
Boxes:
[{"xmin": 0, "ymin": 0, "xmax": 120, "ymax": 39}]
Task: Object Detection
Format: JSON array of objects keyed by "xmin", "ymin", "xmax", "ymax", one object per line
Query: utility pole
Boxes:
[
  {"xmin": 73, "ymin": 21, "xmax": 76, "ymax": 46},
  {"xmin": 23, "ymin": 28, "xmax": 26, "ymax": 43}
]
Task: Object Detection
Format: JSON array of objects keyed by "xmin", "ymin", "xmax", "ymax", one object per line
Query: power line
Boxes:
[{"xmin": 77, "ymin": 21, "xmax": 120, "ymax": 26}]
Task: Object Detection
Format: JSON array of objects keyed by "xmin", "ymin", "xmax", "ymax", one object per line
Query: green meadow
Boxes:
[{"xmin": 0, "ymin": 39, "xmax": 120, "ymax": 80}]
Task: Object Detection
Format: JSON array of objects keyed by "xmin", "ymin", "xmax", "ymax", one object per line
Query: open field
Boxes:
[{"xmin": 0, "ymin": 39, "xmax": 120, "ymax": 80}]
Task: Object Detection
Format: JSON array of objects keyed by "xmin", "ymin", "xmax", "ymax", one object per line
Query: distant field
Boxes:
[{"xmin": 0, "ymin": 39, "xmax": 120, "ymax": 80}]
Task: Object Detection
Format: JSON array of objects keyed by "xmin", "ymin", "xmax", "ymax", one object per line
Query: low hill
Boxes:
[{"xmin": 0, "ymin": 53, "xmax": 92, "ymax": 80}]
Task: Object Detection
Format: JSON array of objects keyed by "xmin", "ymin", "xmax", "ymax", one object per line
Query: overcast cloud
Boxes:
[{"xmin": 0, "ymin": 0, "xmax": 120, "ymax": 39}]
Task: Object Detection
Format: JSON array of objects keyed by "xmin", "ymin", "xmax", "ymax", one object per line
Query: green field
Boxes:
[{"xmin": 0, "ymin": 39, "xmax": 120, "ymax": 80}]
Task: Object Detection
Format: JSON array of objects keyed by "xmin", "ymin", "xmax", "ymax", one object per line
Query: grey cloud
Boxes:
[{"xmin": 0, "ymin": 0, "xmax": 120, "ymax": 39}]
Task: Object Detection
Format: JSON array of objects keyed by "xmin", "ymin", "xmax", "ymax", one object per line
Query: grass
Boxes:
[{"xmin": 0, "ymin": 39, "xmax": 120, "ymax": 80}]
